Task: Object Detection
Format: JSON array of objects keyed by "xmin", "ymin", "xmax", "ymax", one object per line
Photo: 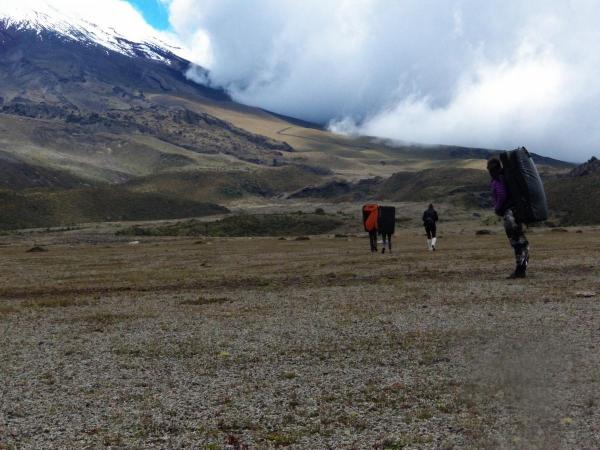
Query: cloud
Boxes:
[{"xmin": 168, "ymin": 1, "xmax": 600, "ymax": 160}]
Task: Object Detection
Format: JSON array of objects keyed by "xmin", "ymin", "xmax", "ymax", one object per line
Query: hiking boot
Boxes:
[
  {"xmin": 507, "ymin": 271, "xmax": 526, "ymax": 279},
  {"xmin": 507, "ymin": 264, "xmax": 526, "ymax": 279}
]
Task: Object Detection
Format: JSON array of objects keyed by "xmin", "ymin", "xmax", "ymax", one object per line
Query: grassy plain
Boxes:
[{"xmin": 0, "ymin": 222, "xmax": 599, "ymax": 449}]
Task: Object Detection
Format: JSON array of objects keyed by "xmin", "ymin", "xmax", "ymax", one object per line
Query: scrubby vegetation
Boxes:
[
  {"xmin": 287, "ymin": 168, "xmax": 492, "ymax": 208},
  {"xmin": 376, "ymin": 168, "xmax": 490, "ymax": 207},
  {"xmin": 126, "ymin": 165, "xmax": 327, "ymax": 202},
  {"xmin": 117, "ymin": 213, "xmax": 345, "ymax": 237},
  {"xmin": 545, "ymin": 173, "xmax": 600, "ymax": 225},
  {"xmin": 0, "ymin": 187, "xmax": 227, "ymax": 230}
]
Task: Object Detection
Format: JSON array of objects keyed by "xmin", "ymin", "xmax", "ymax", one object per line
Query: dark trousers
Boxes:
[
  {"xmin": 503, "ymin": 209, "xmax": 529, "ymax": 268},
  {"xmin": 425, "ymin": 224, "xmax": 436, "ymax": 239},
  {"xmin": 368, "ymin": 231, "xmax": 378, "ymax": 252},
  {"xmin": 381, "ymin": 232, "xmax": 392, "ymax": 251}
]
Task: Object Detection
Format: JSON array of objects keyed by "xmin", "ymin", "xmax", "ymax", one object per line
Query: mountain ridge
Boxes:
[{"xmin": 0, "ymin": 0, "xmax": 188, "ymax": 62}]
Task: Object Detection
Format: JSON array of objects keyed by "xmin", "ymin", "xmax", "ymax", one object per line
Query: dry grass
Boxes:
[
  {"xmin": 0, "ymin": 304, "xmax": 19, "ymax": 317},
  {"xmin": 152, "ymin": 94, "xmax": 491, "ymax": 179},
  {"xmin": 26, "ymin": 297, "xmax": 88, "ymax": 308},
  {"xmin": 0, "ymin": 225, "xmax": 599, "ymax": 448}
]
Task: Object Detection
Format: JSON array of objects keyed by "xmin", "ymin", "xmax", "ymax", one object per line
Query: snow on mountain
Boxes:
[{"xmin": 0, "ymin": 0, "xmax": 191, "ymax": 63}]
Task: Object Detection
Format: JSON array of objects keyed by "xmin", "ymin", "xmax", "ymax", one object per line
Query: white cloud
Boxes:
[{"xmin": 163, "ymin": 0, "xmax": 600, "ymax": 161}]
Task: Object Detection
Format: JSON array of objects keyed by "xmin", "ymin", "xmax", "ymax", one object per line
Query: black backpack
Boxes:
[
  {"xmin": 423, "ymin": 209, "xmax": 436, "ymax": 226},
  {"xmin": 377, "ymin": 206, "xmax": 396, "ymax": 234},
  {"xmin": 500, "ymin": 147, "xmax": 548, "ymax": 223}
]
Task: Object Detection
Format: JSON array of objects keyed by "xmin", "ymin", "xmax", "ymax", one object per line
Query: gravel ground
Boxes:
[{"xmin": 0, "ymin": 227, "xmax": 599, "ymax": 449}]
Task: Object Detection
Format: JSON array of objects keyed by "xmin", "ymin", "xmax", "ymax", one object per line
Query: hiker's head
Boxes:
[
  {"xmin": 428, "ymin": 203, "xmax": 434, "ymax": 210},
  {"xmin": 487, "ymin": 158, "xmax": 502, "ymax": 179}
]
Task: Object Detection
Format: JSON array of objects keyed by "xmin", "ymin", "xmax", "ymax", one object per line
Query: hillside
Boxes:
[
  {"xmin": 0, "ymin": 12, "xmax": 571, "ymax": 185},
  {"xmin": 545, "ymin": 173, "xmax": 600, "ymax": 225},
  {"xmin": 126, "ymin": 165, "xmax": 328, "ymax": 203},
  {"xmin": 0, "ymin": 187, "xmax": 227, "ymax": 230},
  {"xmin": 0, "ymin": 4, "xmax": 590, "ymax": 230},
  {"xmin": 0, "ymin": 20, "xmax": 293, "ymax": 184}
]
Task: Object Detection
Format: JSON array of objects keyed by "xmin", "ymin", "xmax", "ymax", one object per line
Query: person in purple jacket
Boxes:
[{"xmin": 487, "ymin": 157, "xmax": 529, "ymax": 278}]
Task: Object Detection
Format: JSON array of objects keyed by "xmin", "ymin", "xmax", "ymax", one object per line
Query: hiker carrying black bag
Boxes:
[
  {"xmin": 487, "ymin": 147, "xmax": 548, "ymax": 279},
  {"xmin": 378, "ymin": 206, "xmax": 395, "ymax": 254}
]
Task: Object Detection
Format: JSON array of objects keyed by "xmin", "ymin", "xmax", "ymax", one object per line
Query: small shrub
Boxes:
[
  {"xmin": 180, "ymin": 297, "xmax": 231, "ymax": 306},
  {"xmin": 117, "ymin": 213, "xmax": 344, "ymax": 237},
  {"xmin": 28, "ymin": 298, "xmax": 86, "ymax": 308},
  {"xmin": 0, "ymin": 304, "xmax": 19, "ymax": 317},
  {"xmin": 265, "ymin": 432, "xmax": 297, "ymax": 446}
]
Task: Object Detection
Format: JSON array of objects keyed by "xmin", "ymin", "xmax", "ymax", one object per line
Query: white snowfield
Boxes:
[{"xmin": 0, "ymin": 0, "xmax": 190, "ymax": 64}]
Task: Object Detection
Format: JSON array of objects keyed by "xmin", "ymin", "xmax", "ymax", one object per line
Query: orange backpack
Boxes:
[{"xmin": 362, "ymin": 204, "xmax": 379, "ymax": 232}]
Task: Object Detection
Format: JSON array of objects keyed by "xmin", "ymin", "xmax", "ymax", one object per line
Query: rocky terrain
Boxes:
[
  {"xmin": 1, "ymin": 4, "xmax": 600, "ymax": 450},
  {"xmin": 1, "ymin": 223, "xmax": 599, "ymax": 448},
  {"xmin": 569, "ymin": 156, "xmax": 600, "ymax": 177}
]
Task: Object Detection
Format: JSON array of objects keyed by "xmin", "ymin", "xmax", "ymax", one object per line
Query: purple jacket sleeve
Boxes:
[{"xmin": 491, "ymin": 178, "xmax": 507, "ymax": 214}]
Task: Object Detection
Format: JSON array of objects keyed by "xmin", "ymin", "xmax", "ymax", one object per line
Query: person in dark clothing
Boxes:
[
  {"xmin": 487, "ymin": 157, "xmax": 529, "ymax": 278},
  {"xmin": 422, "ymin": 204, "xmax": 438, "ymax": 250}
]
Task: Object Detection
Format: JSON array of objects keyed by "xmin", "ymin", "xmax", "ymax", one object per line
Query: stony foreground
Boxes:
[{"xmin": 1, "ymin": 228, "xmax": 599, "ymax": 449}]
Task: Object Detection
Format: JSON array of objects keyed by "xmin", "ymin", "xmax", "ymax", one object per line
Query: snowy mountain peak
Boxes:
[{"xmin": 0, "ymin": 0, "xmax": 190, "ymax": 63}]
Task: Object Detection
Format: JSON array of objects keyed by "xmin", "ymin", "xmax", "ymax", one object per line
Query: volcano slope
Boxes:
[
  {"xmin": 1, "ymin": 225, "xmax": 599, "ymax": 449},
  {"xmin": 1, "ymin": 16, "xmax": 577, "ymax": 232}
]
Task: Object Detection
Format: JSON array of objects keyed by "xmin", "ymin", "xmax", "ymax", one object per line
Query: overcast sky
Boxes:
[{"xmin": 148, "ymin": 0, "xmax": 600, "ymax": 162}]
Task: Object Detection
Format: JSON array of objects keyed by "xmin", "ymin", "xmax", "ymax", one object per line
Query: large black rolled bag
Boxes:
[
  {"xmin": 500, "ymin": 147, "xmax": 548, "ymax": 224},
  {"xmin": 377, "ymin": 206, "xmax": 396, "ymax": 234}
]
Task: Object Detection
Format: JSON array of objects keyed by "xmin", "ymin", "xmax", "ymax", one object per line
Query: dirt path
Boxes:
[{"xmin": 276, "ymin": 126, "xmax": 375, "ymax": 151}]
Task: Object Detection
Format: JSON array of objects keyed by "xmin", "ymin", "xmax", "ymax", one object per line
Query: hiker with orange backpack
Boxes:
[{"xmin": 362, "ymin": 204, "xmax": 379, "ymax": 252}]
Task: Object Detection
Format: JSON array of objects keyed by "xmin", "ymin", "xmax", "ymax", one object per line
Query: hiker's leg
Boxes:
[
  {"xmin": 425, "ymin": 227, "xmax": 432, "ymax": 239},
  {"xmin": 431, "ymin": 226, "xmax": 437, "ymax": 249},
  {"xmin": 504, "ymin": 209, "xmax": 529, "ymax": 275},
  {"xmin": 387, "ymin": 233, "xmax": 392, "ymax": 251},
  {"xmin": 369, "ymin": 231, "xmax": 377, "ymax": 252}
]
